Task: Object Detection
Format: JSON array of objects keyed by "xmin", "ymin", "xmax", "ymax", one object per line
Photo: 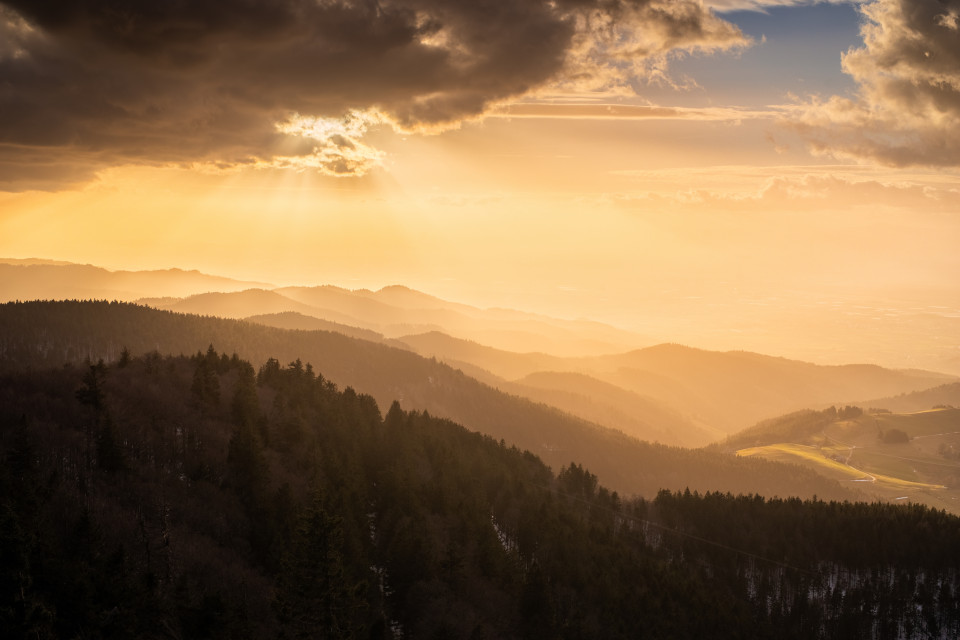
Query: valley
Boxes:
[
  {"xmin": 3, "ymin": 4, "xmax": 959, "ymax": 634},
  {"xmin": 1, "ymin": 261, "xmax": 959, "ymax": 638},
  {"xmin": 729, "ymin": 407, "xmax": 960, "ymax": 513}
]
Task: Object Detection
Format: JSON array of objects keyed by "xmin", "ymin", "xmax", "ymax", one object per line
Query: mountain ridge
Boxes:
[
  {"xmin": 0, "ymin": 299, "xmax": 861, "ymax": 502},
  {"xmin": 395, "ymin": 331, "xmax": 954, "ymax": 439}
]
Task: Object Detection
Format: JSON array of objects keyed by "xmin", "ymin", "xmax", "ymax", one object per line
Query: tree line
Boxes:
[
  {"xmin": 0, "ymin": 300, "xmax": 858, "ymax": 502},
  {"xmin": 1, "ymin": 348, "xmax": 958, "ymax": 638}
]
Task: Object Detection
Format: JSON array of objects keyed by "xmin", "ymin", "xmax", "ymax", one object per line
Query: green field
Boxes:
[
  {"xmin": 737, "ymin": 443, "xmax": 945, "ymax": 490},
  {"xmin": 730, "ymin": 407, "xmax": 960, "ymax": 513}
]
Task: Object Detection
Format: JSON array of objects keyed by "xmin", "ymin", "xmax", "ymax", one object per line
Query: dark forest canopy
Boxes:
[
  {"xmin": 1, "ymin": 349, "xmax": 958, "ymax": 638},
  {"xmin": 0, "ymin": 300, "xmax": 858, "ymax": 502}
]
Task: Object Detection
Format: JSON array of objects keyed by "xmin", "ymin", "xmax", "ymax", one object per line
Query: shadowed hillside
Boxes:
[
  {"xmin": 177, "ymin": 285, "xmax": 646, "ymax": 356},
  {"xmin": 398, "ymin": 331, "xmax": 568, "ymax": 380},
  {"xmin": 859, "ymin": 382, "xmax": 960, "ymax": 414},
  {"xmin": 0, "ymin": 300, "xmax": 858, "ymax": 502},
  {"xmin": 395, "ymin": 334, "xmax": 717, "ymax": 445},
  {"xmin": 508, "ymin": 371, "xmax": 718, "ymax": 446},
  {"xmin": 3, "ymin": 351, "xmax": 957, "ymax": 638},
  {"xmin": 5, "ymin": 263, "xmax": 950, "ymax": 446},
  {"xmin": 396, "ymin": 333, "xmax": 953, "ymax": 440},
  {"xmin": 589, "ymin": 344, "xmax": 954, "ymax": 434},
  {"xmin": 245, "ymin": 311, "xmax": 388, "ymax": 343}
]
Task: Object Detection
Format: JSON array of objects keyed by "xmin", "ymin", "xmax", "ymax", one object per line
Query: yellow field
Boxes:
[{"xmin": 737, "ymin": 443, "xmax": 946, "ymax": 491}]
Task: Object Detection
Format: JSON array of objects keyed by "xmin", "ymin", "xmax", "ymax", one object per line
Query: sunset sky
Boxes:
[{"xmin": 1, "ymin": 0, "xmax": 958, "ymax": 365}]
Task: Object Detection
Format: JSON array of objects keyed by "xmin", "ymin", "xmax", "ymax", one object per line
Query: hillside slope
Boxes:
[
  {"xmin": 3, "ymin": 351, "xmax": 956, "ymax": 638},
  {"xmin": 508, "ymin": 371, "xmax": 718, "ymax": 446},
  {"xmin": 0, "ymin": 300, "xmax": 856, "ymax": 502},
  {"xmin": 590, "ymin": 344, "xmax": 953, "ymax": 434},
  {"xmin": 859, "ymin": 382, "xmax": 960, "ymax": 414},
  {"xmin": 722, "ymin": 406, "xmax": 960, "ymax": 513},
  {"xmin": 244, "ymin": 310, "xmax": 388, "ymax": 343},
  {"xmin": 396, "ymin": 333, "xmax": 953, "ymax": 439}
]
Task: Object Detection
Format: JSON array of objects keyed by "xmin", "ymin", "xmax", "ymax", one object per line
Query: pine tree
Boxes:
[
  {"xmin": 231, "ymin": 361, "xmax": 260, "ymax": 429},
  {"xmin": 275, "ymin": 493, "xmax": 367, "ymax": 639},
  {"xmin": 191, "ymin": 353, "xmax": 220, "ymax": 415},
  {"xmin": 75, "ymin": 359, "xmax": 107, "ymax": 412},
  {"xmin": 226, "ymin": 422, "xmax": 267, "ymax": 511}
]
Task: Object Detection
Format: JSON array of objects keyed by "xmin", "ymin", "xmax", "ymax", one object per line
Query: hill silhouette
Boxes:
[
  {"xmin": 509, "ymin": 370, "xmax": 718, "ymax": 446},
  {"xmin": 587, "ymin": 344, "xmax": 953, "ymax": 434},
  {"xmin": 0, "ymin": 261, "xmax": 270, "ymax": 302},
  {"xmin": 3, "ymin": 349, "xmax": 957, "ymax": 638},
  {"xmin": 0, "ymin": 260, "xmax": 648, "ymax": 356},
  {"xmin": 858, "ymin": 382, "xmax": 960, "ymax": 413},
  {"xmin": 0, "ymin": 300, "xmax": 858, "ymax": 502},
  {"xmin": 395, "ymin": 333, "xmax": 953, "ymax": 439},
  {"xmin": 245, "ymin": 311, "xmax": 388, "ymax": 343},
  {"xmin": 397, "ymin": 331, "xmax": 569, "ymax": 379}
]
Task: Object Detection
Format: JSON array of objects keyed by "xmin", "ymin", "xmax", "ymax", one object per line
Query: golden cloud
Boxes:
[
  {"xmin": 0, "ymin": 0, "xmax": 747, "ymax": 188},
  {"xmin": 784, "ymin": 0, "xmax": 960, "ymax": 167}
]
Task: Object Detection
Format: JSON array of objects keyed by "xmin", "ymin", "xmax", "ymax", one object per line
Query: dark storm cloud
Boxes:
[{"xmin": 0, "ymin": 0, "xmax": 746, "ymax": 189}]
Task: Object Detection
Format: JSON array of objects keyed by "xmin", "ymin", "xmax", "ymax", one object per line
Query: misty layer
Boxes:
[{"xmin": 0, "ymin": 0, "xmax": 745, "ymax": 188}]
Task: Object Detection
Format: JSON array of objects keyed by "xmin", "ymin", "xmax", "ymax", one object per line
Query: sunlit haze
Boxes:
[
  {"xmin": 1, "ymin": 0, "xmax": 958, "ymax": 371},
  {"xmin": 3, "ymin": 2, "xmax": 960, "ymax": 627}
]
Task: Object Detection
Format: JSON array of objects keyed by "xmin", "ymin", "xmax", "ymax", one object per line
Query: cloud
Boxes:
[
  {"xmin": 703, "ymin": 0, "xmax": 855, "ymax": 13},
  {"xmin": 607, "ymin": 165, "xmax": 960, "ymax": 210},
  {"xmin": 783, "ymin": 0, "xmax": 960, "ymax": 167},
  {"xmin": 0, "ymin": 0, "xmax": 747, "ymax": 190},
  {"xmin": 492, "ymin": 103, "xmax": 771, "ymax": 120},
  {"xmin": 268, "ymin": 110, "xmax": 388, "ymax": 177},
  {"xmin": 560, "ymin": 0, "xmax": 748, "ymax": 91}
]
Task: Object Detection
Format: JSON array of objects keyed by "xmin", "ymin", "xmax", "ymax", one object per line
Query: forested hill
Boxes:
[
  {"xmin": 860, "ymin": 382, "xmax": 960, "ymax": 414},
  {"xmin": 0, "ymin": 300, "xmax": 855, "ymax": 501},
  {"xmin": 2, "ymin": 351, "xmax": 958, "ymax": 638}
]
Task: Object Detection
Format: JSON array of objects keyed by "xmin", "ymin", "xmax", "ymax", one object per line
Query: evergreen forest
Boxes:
[
  {"xmin": 2, "ymin": 347, "xmax": 958, "ymax": 639},
  {"xmin": 0, "ymin": 301, "xmax": 858, "ymax": 502}
]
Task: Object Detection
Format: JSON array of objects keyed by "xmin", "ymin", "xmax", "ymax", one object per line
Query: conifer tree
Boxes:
[
  {"xmin": 226, "ymin": 421, "xmax": 267, "ymax": 511},
  {"xmin": 275, "ymin": 493, "xmax": 367, "ymax": 639},
  {"xmin": 231, "ymin": 360, "xmax": 260, "ymax": 429},
  {"xmin": 191, "ymin": 351, "xmax": 220, "ymax": 414}
]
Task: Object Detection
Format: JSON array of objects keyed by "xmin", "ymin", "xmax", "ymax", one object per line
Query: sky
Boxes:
[{"xmin": 0, "ymin": 0, "xmax": 958, "ymax": 366}]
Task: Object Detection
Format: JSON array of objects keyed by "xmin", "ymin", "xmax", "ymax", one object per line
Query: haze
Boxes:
[
  {"xmin": 1, "ymin": 0, "xmax": 958, "ymax": 371},
  {"xmin": 3, "ymin": 2, "xmax": 960, "ymax": 629}
]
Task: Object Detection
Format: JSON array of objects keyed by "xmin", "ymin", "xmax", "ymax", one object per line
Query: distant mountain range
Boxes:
[
  {"xmin": 0, "ymin": 299, "xmax": 863, "ymax": 502},
  {"xmin": 0, "ymin": 260, "xmax": 271, "ymax": 301},
  {"xmin": 3, "ymin": 265, "xmax": 957, "ymax": 638},
  {"xmin": 155, "ymin": 295, "xmax": 955, "ymax": 444},
  {"xmin": 0, "ymin": 259, "xmax": 649, "ymax": 355},
  {"xmin": 391, "ymin": 330, "xmax": 952, "ymax": 439},
  {"xmin": 1, "ymin": 259, "xmax": 955, "ymax": 449},
  {"xmin": 150, "ymin": 285, "xmax": 646, "ymax": 357}
]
